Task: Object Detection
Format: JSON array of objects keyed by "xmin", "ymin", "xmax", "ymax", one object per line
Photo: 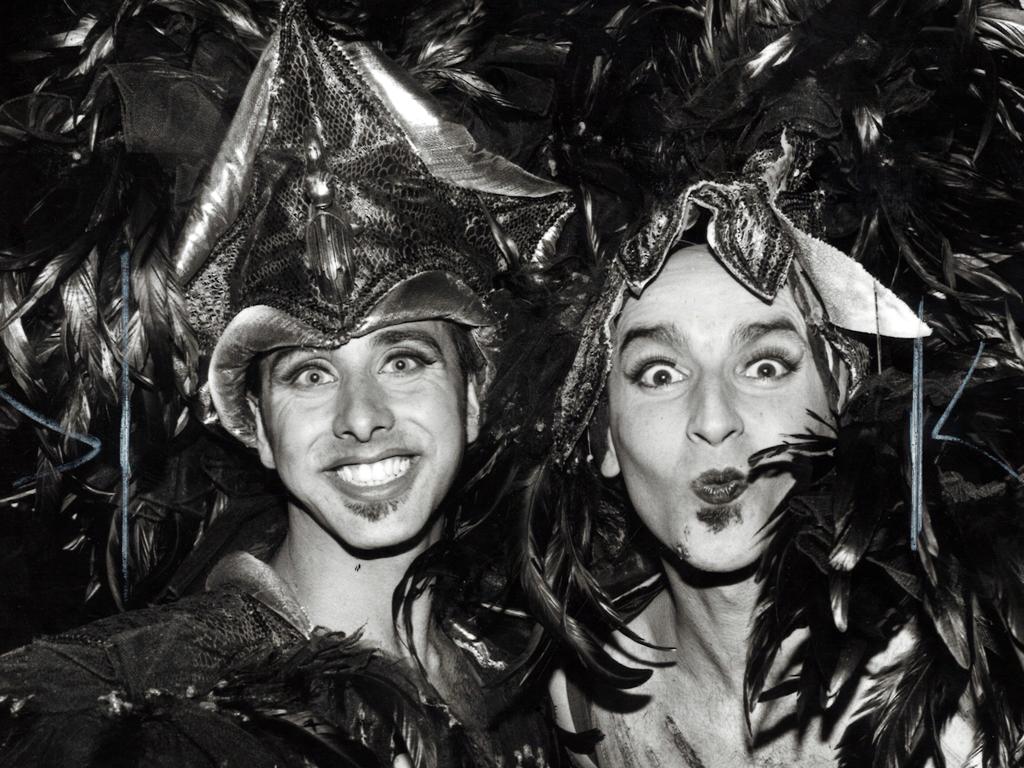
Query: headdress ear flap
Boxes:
[
  {"xmin": 173, "ymin": 34, "xmax": 280, "ymax": 284},
  {"xmin": 781, "ymin": 218, "xmax": 930, "ymax": 339},
  {"xmin": 763, "ymin": 134, "xmax": 929, "ymax": 339}
]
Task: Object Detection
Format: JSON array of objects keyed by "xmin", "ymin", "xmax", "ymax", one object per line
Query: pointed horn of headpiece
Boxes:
[
  {"xmin": 783, "ymin": 220, "xmax": 930, "ymax": 339},
  {"xmin": 343, "ymin": 41, "xmax": 565, "ymax": 202},
  {"xmin": 342, "ymin": 41, "xmax": 571, "ymax": 266},
  {"xmin": 173, "ymin": 34, "xmax": 280, "ymax": 284}
]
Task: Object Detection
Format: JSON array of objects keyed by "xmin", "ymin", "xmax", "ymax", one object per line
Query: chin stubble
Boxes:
[
  {"xmin": 695, "ymin": 503, "xmax": 743, "ymax": 534},
  {"xmin": 346, "ymin": 497, "xmax": 402, "ymax": 522}
]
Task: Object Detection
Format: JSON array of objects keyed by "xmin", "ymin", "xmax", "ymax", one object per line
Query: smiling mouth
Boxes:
[
  {"xmin": 333, "ymin": 456, "xmax": 413, "ymax": 487},
  {"xmin": 690, "ymin": 468, "xmax": 749, "ymax": 505}
]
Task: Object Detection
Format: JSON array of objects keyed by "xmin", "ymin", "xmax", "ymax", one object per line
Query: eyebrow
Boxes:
[
  {"xmin": 617, "ymin": 317, "xmax": 804, "ymax": 357},
  {"xmin": 266, "ymin": 346, "xmax": 317, "ymax": 368},
  {"xmin": 372, "ymin": 328, "xmax": 447, "ymax": 360},
  {"xmin": 618, "ymin": 324, "xmax": 684, "ymax": 355},
  {"xmin": 730, "ymin": 317, "xmax": 804, "ymax": 347}
]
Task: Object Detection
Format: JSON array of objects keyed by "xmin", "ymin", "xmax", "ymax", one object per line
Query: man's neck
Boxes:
[
  {"xmin": 652, "ymin": 558, "xmax": 763, "ymax": 697},
  {"xmin": 270, "ymin": 503, "xmax": 441, "ymax": 664}
]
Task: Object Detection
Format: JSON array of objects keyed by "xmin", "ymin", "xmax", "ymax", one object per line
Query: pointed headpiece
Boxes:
[{"xmin": 172, "ymin": 0, "xmax": 572, "ymax": 446}]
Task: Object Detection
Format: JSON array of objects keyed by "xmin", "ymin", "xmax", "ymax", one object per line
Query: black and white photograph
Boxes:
[{"xmin": 1, "ymin": 1, "xmax": 1024, "ymax": 765}]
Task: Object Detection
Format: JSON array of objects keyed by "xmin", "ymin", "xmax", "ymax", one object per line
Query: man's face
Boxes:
[
  {"xmin": 602, "ymin": 245, "xmax": 833, "ymax": 573},
  {"xmin": 251, "ymin": 320, "xmax": 479, "ymax": 552}
]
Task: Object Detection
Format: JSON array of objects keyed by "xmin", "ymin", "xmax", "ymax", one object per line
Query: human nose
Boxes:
[
  {"xmin": 331, "ymin": 372, "xmax": 394, "ymax": 442},
  {"xmin": 685, "ymin": 374, "xmax": 743, "ymax": 446}
]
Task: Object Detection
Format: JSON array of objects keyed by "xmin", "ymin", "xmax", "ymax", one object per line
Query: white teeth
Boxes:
[{"xmin": 336, "ymin": 456, "xmax": 412, "ymax": 487}]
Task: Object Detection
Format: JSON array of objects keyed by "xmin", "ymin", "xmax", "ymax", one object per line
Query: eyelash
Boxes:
[
  {"xmin": 745, "ymin": 345, "xmax": 802, "ymax": 373},
  {"xmin": 280, "ymin": 360, "xmax": 331, "ymax": 384},
  {"xmin": 623, "ymin": 346, "xmax": 802, "ymax": 386},
  {"xmin": 381, "ymin": 348, "xmax": 438, "ymax": 372},
  {"xmin": 625, "ymin": 356, "xmax": 679, "ymax": 385}
]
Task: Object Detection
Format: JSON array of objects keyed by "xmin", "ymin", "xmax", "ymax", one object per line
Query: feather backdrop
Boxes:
[
  {"xmin": 740, "ymin": 370, "xmax": 1024, "ymax": 766},
  {"xmin": 1, "ymin": 0, "xmax": 279, "ymax": 642},
  {"xmin": 502, "ymin": 0, "xmax": 1024, "ymax": 765}
]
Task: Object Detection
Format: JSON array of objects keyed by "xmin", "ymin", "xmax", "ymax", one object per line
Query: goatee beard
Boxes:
[
  {"xmin": 696, "ymin": 503, "xmax": 743, "ymax": 533},
  {"xmin": 346, "ymin": 497, "xmax": 402, "ymax": 522}
]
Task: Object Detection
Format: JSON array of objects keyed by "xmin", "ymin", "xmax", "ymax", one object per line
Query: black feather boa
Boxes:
[{"xmin": 743, "ymin": 365, "xmax": 1024, "ymax": 767}]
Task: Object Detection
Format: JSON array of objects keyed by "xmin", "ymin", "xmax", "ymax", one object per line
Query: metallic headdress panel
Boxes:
[
  {"xmin": 172, "ymin": 0, "xmax": 572, "ymax": 445},
  {"xmin": 550, "ymin": 133, "xmax": 929, "ymax": 462},
  {"xmin": 621, "ymin": 134, "xmax": 929, "ymax": 339},
  {"xmin": 175, "ymin": 0, "xmax": 571, "ymax": 349}
]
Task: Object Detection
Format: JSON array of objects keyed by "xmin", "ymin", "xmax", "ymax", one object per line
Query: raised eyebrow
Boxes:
[
  {"xmin": 372, "ymin": 329, "xmax": 446, "ymax": 360},
  {"xmin": 265, "ymin": 346, "xmax": 323, "ymax": 372},
  {"xmin": 617, "ymin": 324, "xmax": 684, "ymax": 355},
  {"xmin": 730, "ymin": 318, "xmax": 805, "ymax": 348}
]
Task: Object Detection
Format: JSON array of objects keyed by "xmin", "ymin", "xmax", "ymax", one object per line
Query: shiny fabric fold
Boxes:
[
  {"xmin": 207, "ymin": 551, "xmax": 312, "ymax": 636},
  {"xmin": 174, "ymin": 35, "xmax": 280, "ymax": 285},
  {"xmin": 209, "ymin": 305, "xmax": 333, "ymax": 446}
]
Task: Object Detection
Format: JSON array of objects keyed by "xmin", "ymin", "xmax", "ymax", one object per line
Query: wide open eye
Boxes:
[
  {"xmin": 380, "ymin": 352, "xmax": 430, "ymax": 375},
  {"xmin": 634, "ymin": 363, "xmax": 686, "ymax": 389},
  {"xmin": 291, "ymin": 366, "xmax": 337, "ymax": 388},
  {"xmin": 741, "ymin": 358, "xmax": 792, "ymax": 381}
]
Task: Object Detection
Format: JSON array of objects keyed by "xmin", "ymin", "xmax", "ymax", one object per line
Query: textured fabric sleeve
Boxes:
[{"xmin": 0, "ymin": 590, "xmax": 306, "ymax": 767}]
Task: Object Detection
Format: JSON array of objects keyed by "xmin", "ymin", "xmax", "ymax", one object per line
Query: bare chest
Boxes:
[{"xmin": 587, "ymin": 669, "xmax": 841, "ymax": 768}]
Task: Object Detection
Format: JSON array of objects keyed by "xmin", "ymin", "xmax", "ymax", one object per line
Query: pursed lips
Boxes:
[{"xmin": 690, "ymin": 467, "xmax": 749, "ymax": 505}]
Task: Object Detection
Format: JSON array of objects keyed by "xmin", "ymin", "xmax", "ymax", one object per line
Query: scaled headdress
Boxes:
[
  {"xmin": 515, "ymin": 1, "xmax": 1024, "ymax": 765},
  {"xmin": 174, "ymin": 0, "xmax": 572, "ymax": 447}
]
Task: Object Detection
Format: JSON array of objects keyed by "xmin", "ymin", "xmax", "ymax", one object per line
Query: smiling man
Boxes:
[
  {"xmin": 241, "ymin": 320, "xmax": 482, "ymax": 652},
  {"xmin": 0, "ymin": 2, "xmax": 570, "ymax": 765},
  {"xmin": 254, "ymin": 324, "xmax": 473, "ymax": 539}
]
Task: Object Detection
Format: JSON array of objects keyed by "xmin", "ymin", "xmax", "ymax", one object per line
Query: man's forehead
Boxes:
[
  {"xmin": 263, "ymin": 320, "xmax": 455, "ymax": 366},
  {"xmin": 615, "ymin": 252, "xmax": 809, "ymax": 348}
]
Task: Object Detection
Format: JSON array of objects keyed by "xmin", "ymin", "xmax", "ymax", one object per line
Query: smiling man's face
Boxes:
[{"xmin": 251, "ymin": 320, "xmax": 479, "ymax": 552}]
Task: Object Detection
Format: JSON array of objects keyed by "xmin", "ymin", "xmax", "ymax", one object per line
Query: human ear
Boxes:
[
  {"xmin": 464, "ymin": 378, "xmax": 481, "ymax": 445},
  {"xmin": 589, "ymin": 396, "xmax": 620, "ymax": 478},
  {"xmin": 247, "ymin": 394, "xmax": 276, "ymax": 470}
]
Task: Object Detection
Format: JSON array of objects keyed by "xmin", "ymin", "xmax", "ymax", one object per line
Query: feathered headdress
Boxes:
[{"xmin": 0, "ymin": 0, "xmax": 572, "ymax": 627}]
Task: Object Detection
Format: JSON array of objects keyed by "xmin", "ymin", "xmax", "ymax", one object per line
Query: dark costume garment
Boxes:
[{"xmin": 0, "ymin": 550, "xmax": 555, "ymax": 768}]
